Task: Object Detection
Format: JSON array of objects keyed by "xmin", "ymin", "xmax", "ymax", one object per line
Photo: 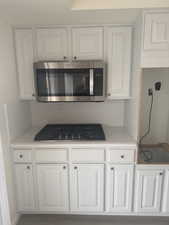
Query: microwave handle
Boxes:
[{"xmin": 89, "ymin": 69, "xmax": 94, "ymax": 96}]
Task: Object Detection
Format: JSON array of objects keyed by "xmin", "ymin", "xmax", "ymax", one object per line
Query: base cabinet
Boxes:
[
  {"xmin": 106, "ymin": 165, "xmax": 134, "ymax": 212},
  {"xmin": 37, "ymin": 164, "xmax": 69, "ymax": 211},
  {"xmin": 15, "ymin": 164, "xmax": 35, "ymax": 211},
  {"xmin": 70, "ymin": 164, "xmax": 104, "ymax": 212},
  {"xmin": 162, "ymin": 169, "xmax": 169, "ymax": 213},
  {"xmin": 14, "ymin": 148, "xmax": 169, "ymax": 215},
  {"xmin": 135, "ymin": 169, "xmax": 164, "ymax": 213}
]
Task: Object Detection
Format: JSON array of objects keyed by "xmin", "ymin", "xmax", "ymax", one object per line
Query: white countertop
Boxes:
[{"xmin": 11, "ymin": 125, "xmax": 137, "ymax": 148}]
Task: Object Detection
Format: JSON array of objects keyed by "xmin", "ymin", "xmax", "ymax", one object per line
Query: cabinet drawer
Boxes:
[
  {"xmin": 107, "ymin": 150, "xmax": 135, "ymax": 163},
  {"xmin": 14, "ymin": 150, "xmax": 32, "ymax": 163},
  {"xmin": 71, "ymin": 148, "xmax": 105, "ymax": 162},
  {"xmin": 35, "ymin": 149, "xmax": 68, "ymax": 162}
]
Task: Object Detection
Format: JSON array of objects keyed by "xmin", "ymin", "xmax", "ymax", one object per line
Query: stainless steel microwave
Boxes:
[{"xmin": 33, "ymin": 61, "xmax": 106, "ymax": 102}]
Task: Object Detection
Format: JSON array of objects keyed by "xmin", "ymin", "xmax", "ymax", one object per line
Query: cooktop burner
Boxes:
[{"xmin": 34, "ymin": 124, "xmax": 105, "ymax": 141}]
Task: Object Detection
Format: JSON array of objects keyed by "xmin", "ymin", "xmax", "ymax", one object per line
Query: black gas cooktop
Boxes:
[{"xmin": 34, "ymin": 124, "xmax": 105, "ymax": 141}]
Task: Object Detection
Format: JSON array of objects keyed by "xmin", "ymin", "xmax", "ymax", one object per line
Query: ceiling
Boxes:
[{"xmin": 0, "ymin": 0, "xmax": 164, "ymax": 26}]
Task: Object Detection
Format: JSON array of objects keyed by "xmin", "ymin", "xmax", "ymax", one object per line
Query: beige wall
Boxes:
[
  {"xmin": 0, "ymin": 21, "xmax": 31, "ymax": 225},
  {"xmin": 30, "ymin": 101, "xmax": 124, "ymax": 127},
  {"xmin": 0, "ymin": 4, "xmax": 140, "ymax": 25},
  {"xmin": 0, "ymin": 22, "xmax": 19, "ymax": 103},
  {"xmin": 140, "ymin": 68, "xmax": 169, "ymax": 144},
  {"xmin": 72, "ymin": 0, "xmax": 169, "ymax": 10}
]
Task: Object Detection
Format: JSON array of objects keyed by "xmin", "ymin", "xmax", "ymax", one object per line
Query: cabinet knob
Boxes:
[
  {"xmin": 74, "ymin": 166, "xmax": 78, "ymax": 170},
  {"xmin": 74, "ymin": 56, "xmax": 77, "ymax": 60},
  {"xmin": 19, "ymin": 154, "xmax": 23, "ymax": 158},
  {"xmin": 111, "ymin": 167, "xmax": 114, "ymax": 170},
  {"xmin": 121, "ymin": 155, "xmax": 124, "ymax": 159},
  {"xmin": 63, "ymin": 166, "xmax": 66, "ymax": 170},
  {"xmin": 63, "ymin": 56, "xmax": 67, "ymax": 60},
  {"xmin": 159, "ymin": 172, "xmax": 163, "ymax": 176},
  {"xmin": 108, "ymin": 93, "xmax": 111, "ymax": 97},
  {"xmin": 26, "ymin": 166, "xmax": 30, "ymax": 170}
]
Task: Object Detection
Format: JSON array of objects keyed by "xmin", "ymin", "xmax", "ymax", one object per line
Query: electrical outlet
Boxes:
[
  {"xmin": 155, "ymin": 81, "xmax": 161, "ymax": 91},
  {"xmin": 148, "ymin": 88, "xmax": 153, "ymax": 96}
]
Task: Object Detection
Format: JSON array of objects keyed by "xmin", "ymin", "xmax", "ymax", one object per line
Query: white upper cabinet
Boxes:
[
  {"xmin": 15, "ymin": 164, "xmax": 35, "ymax": 211},
  {"xmin": 37, "ymin": 164, "xmax": 69, "ymax": 211},
  {"xmin": 106, "ymin": 165, "xmax": 134, "ymax": 212},
  {"xmin": 14, "ymin": 29, "xmax": 35, "ymax": 100},
  {"xmin": 14, "ymin": 25, "xmax": 133, "ymax": 101},
  {"xmin": 141, "ymin": 11, "xmax": 169, "ymax": 68},
  {"xmin": 70, "ymin": 164, "xmax": 104, "ymax": 212},
  {"xmin": 106, "ymin": 27, "xmax": 132, "ymax": 99},
  {"xmin": 36, "ymin": 28, "xmax": 69, "ymax": 61},
  {"xmin": 135, "ymin": 168, "xmax": 164, "ymax": 213},
  {"xmin": 71, "ymin": 27, "xmax": 103, "ymax": 60}
]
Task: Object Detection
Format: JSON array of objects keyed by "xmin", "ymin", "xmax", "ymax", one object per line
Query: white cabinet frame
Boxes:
[
  {"xmin": 13, "ymin": 145, "xmax": 139, "ymax": 215},
  {"xmin": 14, "ymin": 25, "xmax": 133, "ymax": 100}
]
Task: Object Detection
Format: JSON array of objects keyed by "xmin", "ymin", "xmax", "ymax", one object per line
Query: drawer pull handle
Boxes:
[
  {"xmin": 63, "ymin": 166, "xmax": 66, "ymax": 170},
  {"xmin": 19, "ymin": 154, "xmax": 23, "ymax": 158},
  {"xmin": 74, "ymin": 166, "xmax": 78, "ymax": 170},
  {"xmin": 121, "ymin": 155, "xmax": 124, "ymax": 159},
  {"xmin": 26, "ymin": 166, "xmax": 30, "ymax": 170}
]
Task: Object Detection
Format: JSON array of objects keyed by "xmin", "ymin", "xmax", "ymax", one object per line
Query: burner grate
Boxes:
[{"xmin": 34, "ymin": 124, "xmax": 105, "ymax": 141}]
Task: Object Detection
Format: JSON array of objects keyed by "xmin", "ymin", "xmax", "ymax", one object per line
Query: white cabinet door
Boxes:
[
  {"xmin": 72, "ymin": 27, "xmax": 103, "ymax": 60},
  {"xmin": 37, "ymin": 164, "xmax": 69, "ymax": 211},
  {"xmin": 135, "ymin": 169, "xmax": 163, "ymax": 213},
  {"xmin": 15, "ymin": 29, "xmax": 35, "ymax": 100},
  {"xmin": 144, "ymin": 12, "xmax": 169, "ymax": 51},
  {"xmin": 162, "ymin": 169, "xmax": 169, "ymax": 213},
  {"xmin": 70, "ymin": 164, "xmax": 104, "ymax": 212},
  {"xmin": 15, "ymin": 164, "xmax": 35, "ymax": 211},
  {"xmin": 106, "ymin": 27, "xmax": 132, "ymax": 99},
  {"xmin": 106, "ymin": 165, "xmax": 134, "ymax": 212},
  {"xmin": 142, "ymin": 11, "xmax": 169, "ymax": 68},
  {"xmin": 36, "ymin": 28, "xmax": 68, "ymax": 60}
]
